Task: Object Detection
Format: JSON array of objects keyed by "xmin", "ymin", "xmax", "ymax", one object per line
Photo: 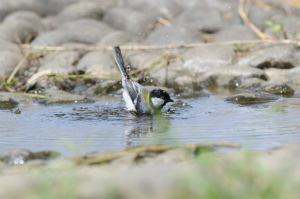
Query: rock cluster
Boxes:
[{"xmin": 0, "ymin": 0, "xmax": 299, "ymax": 103}]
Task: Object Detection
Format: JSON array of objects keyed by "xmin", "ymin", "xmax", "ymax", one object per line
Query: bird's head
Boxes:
[{"xmin": 149, "ymin": 88, "xmax": 174, "ymax": 111}]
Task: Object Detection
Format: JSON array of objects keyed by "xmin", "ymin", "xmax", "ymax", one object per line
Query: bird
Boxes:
[{"xmin": 114, "ymin": 46, "xmax": 174, "ymax": 114}]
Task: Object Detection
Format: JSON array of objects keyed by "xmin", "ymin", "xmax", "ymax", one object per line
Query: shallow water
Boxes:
[{"xmin": 1, "ymin": 89, "xmax": 300, "ymax": 156}]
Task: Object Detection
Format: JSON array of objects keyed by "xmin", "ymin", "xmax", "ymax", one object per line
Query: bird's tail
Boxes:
[{"xmin": 114, "ymin": 46, "xmax": 130, "ymax": 79}]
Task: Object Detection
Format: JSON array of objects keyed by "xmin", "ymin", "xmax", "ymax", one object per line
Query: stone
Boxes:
[
  {"xmin": 27, "ymin": 51, "xmax": 80, "ymax": 87},
  {"xmin": 31, "ymin": 151, "xmax": 60, "ymax": 160},
  {"xmin": 0, "ymin": 50, "xmax": 23, "ymax": 82},
  {"xmin": 225, "ymin": 92, "xmax": 280, "ymax": 105},
  {"xmin": 248, "ymin": 5, "xmax": 278, "ymax": 30},
  {"xmin": 148, "ymin": 149, "xmax": 193, "ymax": 165},
  {"xmin": 176, "ymin": 4, "xmax": 223, "ymax": 33},
  {"xmin": 76, "ymin": 51, "xmax": 119, "ymax": 76},
  {"xmin": 183, "ymin": 46, "xmax": 235, "ymax": 68},
  {"xmin": 110, "ymin": 154, "xmax": 137, "ymax": 169},
  {"xmin": 56, "ymin": 1, "xmax": 105, "ymax": 23},
  {"xmin": 232, "ymin": 73, "xmax": 295, "ymax": 96},
  {"xmin": 31, "ymin": 30, "xmax": 71, "ymax": 46},
  {"xmin": 206, "ymin": 0, "xmax": 242, "ymax": 26},
  {"xmin": 41, "ymin": 51, "xmax": 80, "ymax": 72},
  {"xmin": 0, "ymin": 92, "xmax": 32, "ymax": 104},
  {"xmin": 44, "ymin": 50, "xmax": 80, "ymax": 64},
  {"xmin": 280, "ymin": 16, "xmax": 300, "ymax": 40},
  {"xmin": 259, "ymin": 143, "xmax": 300, "ymax": 172},
  {"xmin": 214, "ymin": 24, "xmax": 259, "ymax": 42},
  {"xmin": 50, "ymin": 0, "xmax": 117, "ymax": 28},
  {"xmin": 205, "ymin": 65, "xmax": 267, "ymax": 87},
  {"xmin": 237, "ymin": 46, "xmax": 300, "ymax": 69},
  {"xmin": 61, "ymin": 42, "xmax": 92, "ymax": 57},
  {"xmin": 0, "ymin": 4, "xmax": 12, "ymax": 21},
  {"xmin": 0, "ymin": 0, "xmax": 45, "ymax": 20},
  {"xmin": 257, "ymin": 81, "xmax": 294, "ymax": 96},
  {"xmin": 264, "ymin": 68, "xmax": 288, "ymax": 82},
  {"xmin": 40, "ymin": 0, "xmax": 84, "ymax": 16},
  {"xmin": 150, "ymin": 60, "xmax": 184, "ymax": 87},
  {"xmin": 88, "ymin": 0, "xmax": 118, "ymax": 9},
  {"xmin": 146, "ymin": 24, "xmax": 203, "ymax": 45},
  {"xmin": 25, "ymin": 50, "xmax": 79, "ymax": 91},
  {"xmin": 0, "ymin": 149, "xmax": 60, "ymax": 166},
  {"xmin": 123, "ymin": 0, "xmax": 184, "ymax": 21},
  {"xmin": 38, "ymin": 63, "xmax": 75, "ymax": 76},
  {"xmin": 230, "ymin": 77, "xmax": 266, "ymax": 90},
  {"xmin": 0, "ymin": 149, "xmax": 32, "ymax": 165},
  {"xmin": 0, "ymin": 11, "xmax": 45, "ymax": 43},
  {"xmin": 262, "ymin": 14, "xmax": 300, "ymax": 39},
  {"xmin": 123, "ymin": 51, "xmax": 161, "ymax": 70},
  {"xmin": 0, "ymin": 174, "xmax": 34, "ymax": 199},
  {"xmin": 32, "ymin": 19, "xmax": 113, "ymax": 46},
  {"xmin": 0, "ymin": 40, "xmax": 22, "ymax": 53},
  {"xmin": 96, "ymin": 31, "xmax": 132, "ymax": 47},
  {"xmin": 292, "ymin": 7, "xmax": 300, "ymax": 16},
  {"xmin": 182, "ymin": 54, "xmax": 267, "ymax": 87},
  {"xmin": 2, "ymin": 10, "xmax": 44, "ymax": 31},
  {"xmin": 86, "ymin": 80, "xmax": 118, "ymax": 95},
  {"xmin": 0, "ymin": 94, "xmax": 18, "ymax": 110},
  {"xmin": 43, "ymin": 90, "xmax": 94, "ymax": 104},
  {"xmin": 286, "ymin": 67, "xmax": 300, "ymax": 85},
  {"xmin": 174, "ymin": 75, "xmax": 194, "ymax": 88},
  {"xmin": 103, "ymin": 7, "xmax": 155, "ymax": 39},
  {"xmin": 58, "ymin": 19, "xmax": 113, "ymax": 44},
  {"xmin": 26, "ymin": 159, "xmax": 47, "ymax": 167}
]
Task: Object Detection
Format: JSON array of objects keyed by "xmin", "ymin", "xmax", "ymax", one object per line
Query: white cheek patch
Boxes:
[{"xmin": 151, "ymin": 97, "xmax": 164, "ymax": 107}]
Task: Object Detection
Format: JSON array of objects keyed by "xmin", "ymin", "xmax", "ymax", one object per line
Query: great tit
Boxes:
[{"xmin": 114, "ymin": 46, "xmax": 174, "ymax": 114}]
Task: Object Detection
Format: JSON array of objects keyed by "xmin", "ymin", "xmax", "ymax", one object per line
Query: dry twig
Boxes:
[
  {"xmin": 238, "ymin": 0, "xmax": 272, "ymax": 40},
  {"xmin": 6, "ymin": 53, "xmax": 30, "ymax": 84},
  {"xmin": 75, "ymin": 143, "xmax": 241, "ymax": 164},
  {"xmin": 21, "ymin": 39, "xmax": 300, "ymax": 52},
  {"xmin": 157, "ymin": 17, "xmax": 172, "ymax": 26}
]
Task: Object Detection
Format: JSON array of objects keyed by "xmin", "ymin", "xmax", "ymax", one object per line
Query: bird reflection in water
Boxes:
[{"xmin": 123, "ymin": 113, "xmax": 171, "ymax": 148}]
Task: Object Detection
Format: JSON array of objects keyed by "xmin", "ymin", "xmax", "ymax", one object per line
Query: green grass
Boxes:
[
  {"xmin": 173, "ymin": 152, "xmax": 299, "ymax": 199},
  {"xmin": 5, "ymin": 151, "xmax": 299, "ymax": 199}
]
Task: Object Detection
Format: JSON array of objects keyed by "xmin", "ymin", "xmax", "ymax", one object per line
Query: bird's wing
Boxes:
[
  {"xmin": 123, "ymin": 79, "xmax": 148, "ymax": 113},
  {"xmin": 123, "ymin": 79, "xmax": 139, "ymax": 103}
]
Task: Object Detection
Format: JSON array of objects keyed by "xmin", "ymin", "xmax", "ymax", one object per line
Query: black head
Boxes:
[{"xmin": 149, "ymin": 88, "xmax": 174, "ymax": 110}]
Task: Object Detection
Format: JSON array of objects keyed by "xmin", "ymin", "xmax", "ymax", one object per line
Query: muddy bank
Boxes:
[{"xmin": 0, "ymin": 143, "xmax": 299, "ymax": 199}]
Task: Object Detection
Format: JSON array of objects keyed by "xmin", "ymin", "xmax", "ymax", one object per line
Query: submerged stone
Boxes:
[
  {"xmin": 0, "ymin": 96, "xmax": 18, "ymax": 110},
  {"xmin": 0, "ymin": 92, "xmax": 33, "ymax": 109},
  {"xmin": 258, "ymin": 82, "xmax": 294, "ymax": 97},
  {"xmin": 230, "ymin": 78, "xmax": 295, "ymax": 97},
  {"xmin": 0, "ymin": 150, "xmax": 60, "ymax": 165},
  {"xmin": 225, "ymin": 92, "xmax": 280, "ymax": 105},
  {"xmin": 170, "ymin": 100, "xmax": 192, "ymax": 108},
  {"xmin": 0, "ymin": 149, "xmax": 31, "ymax": 165}
]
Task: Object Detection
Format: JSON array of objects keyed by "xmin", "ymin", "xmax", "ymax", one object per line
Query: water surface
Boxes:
[{"xmin": 1, "ymin": 89, "xmax": 300, "ymax": 156}]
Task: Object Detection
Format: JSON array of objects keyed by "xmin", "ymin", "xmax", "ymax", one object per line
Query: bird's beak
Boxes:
[{"xmin": 168, "ymin": 98, "xmax": 174, "ymax": 102}]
